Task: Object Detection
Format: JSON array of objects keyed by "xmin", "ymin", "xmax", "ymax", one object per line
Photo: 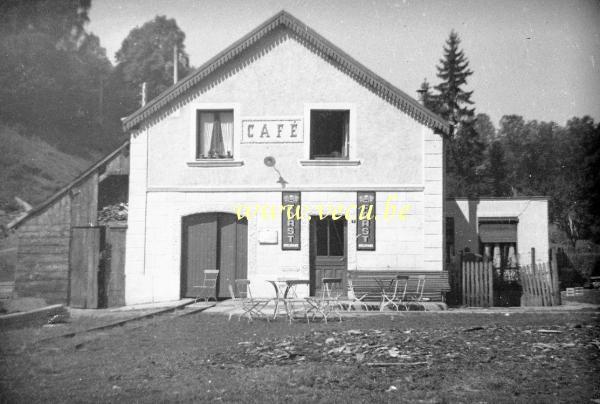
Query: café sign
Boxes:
[{"xmin": 241, "ymin": 118, "xmax": 303, "ymax": 143}]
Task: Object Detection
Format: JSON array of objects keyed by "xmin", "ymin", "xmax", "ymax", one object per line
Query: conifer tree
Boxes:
[{"xmin": 434, "ymin": 30, "xmax": 475, "ymax": 124}]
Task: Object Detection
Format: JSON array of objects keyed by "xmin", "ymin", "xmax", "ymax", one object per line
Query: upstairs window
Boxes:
[
  {"xmin": 196, "ymin": 110, "xmax": 234, "ymax": 159},
  {"xmin": 310, "ymin": 110, "xmax": 349, "ymax": 159}
]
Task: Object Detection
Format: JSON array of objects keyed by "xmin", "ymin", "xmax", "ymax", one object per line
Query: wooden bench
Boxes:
[{"xmin": 348, "ymin": 271, "xmax": 450, "ymax": 303}]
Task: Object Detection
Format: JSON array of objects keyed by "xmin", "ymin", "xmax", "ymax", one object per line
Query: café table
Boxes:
[{"xmin": 266, "ymin": 279, "xmax": 310, "ymax": 320}]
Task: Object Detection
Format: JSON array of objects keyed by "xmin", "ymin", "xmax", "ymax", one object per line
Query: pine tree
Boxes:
[
  {"xmin": 417, "ymin": 78, "xmax": 438, "ymax": 112},
  {"xmin": 434, "ymin": 30, "xmax": 474, "ymax": 124}
]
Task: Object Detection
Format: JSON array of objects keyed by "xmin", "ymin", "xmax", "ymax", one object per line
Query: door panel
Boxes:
[
  {"xmin": 219, "ymin": 214, "xmax": 237, "ymax": 298},
  {"xmin": 181, "ymin": 213, "xmax": 218, "ymax": 298},
  {"xmin": 235, "ymin": 218, "xmax": 248, "ymax": 280},
  {"xmin": 181, "ymin": 213, "xmax": 247, "ymax": 299},
  {"xmin": 309, "ymin": 216, "xmax": 347, "ymax": 296}
]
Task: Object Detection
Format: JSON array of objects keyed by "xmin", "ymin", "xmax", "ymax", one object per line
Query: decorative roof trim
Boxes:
[{"xmin": 122, "ymin": 10, "xmax": 449, "ymax": 134}]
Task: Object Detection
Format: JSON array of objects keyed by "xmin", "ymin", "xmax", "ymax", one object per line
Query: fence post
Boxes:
[
  {"xmin": 550, "ymin": 248, "xmax": 561, "ymax": 305},
  {"xmin": 487, "ymin": 261, "xmax": 494, "ymax": 307},
  {"xmin": 461, "ymin": 259, "xmax": 466, "ymax": 306}
]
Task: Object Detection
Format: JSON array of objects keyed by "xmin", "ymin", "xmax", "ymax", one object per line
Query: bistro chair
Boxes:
[
  {"xmin": 306, "ymin": 278, "xmax": 344, "ymax": 323},
  {"xmin": 343, "ymin": 278, "xmax": 369, "ymax": 311},
  {"xmin": 228, "ymin": 279, "xmax": 270, "ymax": 322},
  {"xmin": 194, "ymin": 269, "xmax": 220, "ymax": 302},
  {"xmin": 379, "ymin": 275, "xmax": 409, "ymax": 311},
  {"xmin": 406, "ymin": 275, "xmax": 429, "ymax": 310}
]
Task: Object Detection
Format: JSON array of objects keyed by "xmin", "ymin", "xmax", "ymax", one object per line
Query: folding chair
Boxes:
[
  {"xmin": 406, "ymin": 275, "xmax": 429, "ymax": 310},
  {"xmin": 344, "ymin": 278, "xmax": 369, "ymax": 311},
  {"xmin": 306, "ymin": 278, "xmax": 343, "ymax": 323},
  {"xmin": 228, "ymin": 280, "xmax": 270, "ymax": 322},
  {"xmin": 379, "ymin": 275, "xmax": 409, "ymax": 311},
  {"xmin": 194, "ymin": 269, "xmax": 219, "ymax": 302}
]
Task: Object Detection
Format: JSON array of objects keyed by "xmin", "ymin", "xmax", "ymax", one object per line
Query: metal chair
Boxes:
[
  {"xmin": 379, "ymin": 275, "xmax": 409, "ymax": 311},
  {"xmin": 306, "ymin": 278, "xmax": 344, "ymax": 323},
  {"xmin": 406, "ymin": 275, "xmax": 429, "ymax": 310},
  {"xmin": 228, "ymin": 279, "xmax": 270, "ymax": 322},
  {"xmin": 343, "ymin": 278, "xmax": 369, "ymax": 311},
  {"xmin": 194, "ymin": 269, "xmax": 219, "ymax": 302}
]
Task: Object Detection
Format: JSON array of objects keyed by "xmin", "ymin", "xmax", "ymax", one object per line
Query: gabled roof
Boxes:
[
  {"xmin": 122, "ymin": 10, "xmax": 449, "ymax": 134},
  {"xmin": 8, "ymin": 140, "xmax": 130, "ymax": 230}
]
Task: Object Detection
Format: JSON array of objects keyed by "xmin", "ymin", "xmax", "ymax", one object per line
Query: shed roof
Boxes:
[
  {"xmin": 8, "ymin": 140, "xmax": 130, "ymax": 230},
  {"xmin": 122, "ymin": 10, "xmax": 449, "ymax": 134}
]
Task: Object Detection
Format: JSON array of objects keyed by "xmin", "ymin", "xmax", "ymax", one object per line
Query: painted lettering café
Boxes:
[{"xmin": 121, "ymin": 11, "xmax": 450, "ymax": 304}]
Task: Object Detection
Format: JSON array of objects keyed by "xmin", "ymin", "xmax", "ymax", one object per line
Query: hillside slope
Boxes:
[{"xmin": 0, "ymin": 125, "xmax": 92, "ymax": 210}]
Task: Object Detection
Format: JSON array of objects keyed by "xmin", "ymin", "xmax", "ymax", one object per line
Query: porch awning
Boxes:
[{"xmin": 479, "ymin": 221, "xmax": 517, "ymax": 243}]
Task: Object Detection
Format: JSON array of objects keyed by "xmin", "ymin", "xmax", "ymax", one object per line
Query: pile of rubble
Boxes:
[{"xmin": 97, "ymin": 203, "xmax": 128, "ymax": 225}]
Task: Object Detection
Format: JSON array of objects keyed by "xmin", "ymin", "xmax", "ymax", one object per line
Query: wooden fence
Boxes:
[
  {"xmin": 520, "ymin": 262, "xmax": 559, "ymax": 306},
  {"xmin": 461, "ymin": 260, "xmax": 494, "ymax": 307}
]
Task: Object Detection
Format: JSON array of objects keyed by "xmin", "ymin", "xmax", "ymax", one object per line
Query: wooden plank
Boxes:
[
  {"xmin": 105, "ymin": 227, "xmax": 126, "ymax": 307},
  {"xmin": 71, "ymin": 173, "xmax": 99, "ymax": 227},
  {"xmin": 461, "ymin": 261, "xmax": 466, "ymax": 306},
  {"xmin": 18, "ymin": 245, "xmax": 70, "ymax": 254},
  {"xmin": 475, "ymin": 262, "xmax": 480, "ymax": 306},
  {"xmin": 550, "ymin": 249, "xmax": 561, "ymax": 305},
  {"xmin": 520, "ymin": 265, "xmax": 529, "ymax": 307},
  {"xmin": 69, "ymin": 227, "xmax": 100, "ymax": 308}
]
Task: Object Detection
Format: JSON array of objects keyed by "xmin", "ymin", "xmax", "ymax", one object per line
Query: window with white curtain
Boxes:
[{"xmin": 196, "ymin": 110, "xmax": 234, "ymax": 159}]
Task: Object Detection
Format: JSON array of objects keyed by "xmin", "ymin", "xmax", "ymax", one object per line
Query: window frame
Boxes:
[
  {"xmin": 188, "ymin": 103, "xmax": 243, "ymax": 167},
  {"xmin": 301, "ymin": 103, "xmax": 360, "ymax": 166}
]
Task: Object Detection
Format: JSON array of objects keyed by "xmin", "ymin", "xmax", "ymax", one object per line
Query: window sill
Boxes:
[
  {"xmin": 187, "ymin": 160, "xmax": 244, "ymax": 167},
  {"xmin": 299, "ymin": 159, "xmax": 361, "ymax": 166}
]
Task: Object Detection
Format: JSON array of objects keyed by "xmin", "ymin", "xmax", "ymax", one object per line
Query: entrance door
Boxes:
[
  {"xmin": 309, "ymin": 216, "xmax": 347, "ymax": 296},
  {"xmin": 181, "ymin": 213, "xmax": 247, "ymax": 298}
]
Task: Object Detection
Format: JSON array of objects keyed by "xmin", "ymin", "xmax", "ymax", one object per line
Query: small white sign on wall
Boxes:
[
  {"xmin": 241, "ymin": 118, "xmax": 303, "ymax": 143},
  {"xmin": 258, "ymin": 230, "xmax": 278, "ymax": 244}
]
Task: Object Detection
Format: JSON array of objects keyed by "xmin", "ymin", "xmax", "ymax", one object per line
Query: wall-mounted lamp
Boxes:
[{"xmin": 264, "ymin": 156, "xmax": 288, "ymax": 188}]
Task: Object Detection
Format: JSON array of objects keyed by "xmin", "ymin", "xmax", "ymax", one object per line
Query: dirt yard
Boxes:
[{"xmin": 1, "ymin": 309, "xmax": 599, "ymax": 403}]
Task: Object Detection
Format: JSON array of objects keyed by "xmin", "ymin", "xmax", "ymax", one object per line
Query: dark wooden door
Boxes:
[
  {"xmin": 309, "ymin": 216, "xmax": 347, "ymax": 296},
  {"xmin": 69, "ymin": 227, "xmax": 101, "ymax": 308},
  {"xmin": 219, "ymin": 214, "xmax": 248, "ymax": 297},
  {"xmin": 181, "ymin": 213, "xmax": 247, "ymax": 298}
]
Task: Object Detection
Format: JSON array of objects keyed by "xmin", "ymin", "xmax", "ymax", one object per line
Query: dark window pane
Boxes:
[
  {"xmin": 329, "ymin": 218, "xmax": 345, "ymax": 256},
  {"xmin": 316, "ymin": 218, "xmax": 328, "ymax": 256},
  {"xmin": 310, "ymin": 110, "xmax": 349, "ymax": 159}
]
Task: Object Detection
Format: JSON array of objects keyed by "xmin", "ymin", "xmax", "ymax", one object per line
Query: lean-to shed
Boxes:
[{"xmin": 8, "ymin": 141, "xmax": 129, "ymax": 306}]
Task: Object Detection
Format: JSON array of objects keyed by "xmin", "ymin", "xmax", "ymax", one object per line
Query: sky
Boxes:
[{"xmin": 87, "ymin": 0, "xmax": 600, "ymax": 127}]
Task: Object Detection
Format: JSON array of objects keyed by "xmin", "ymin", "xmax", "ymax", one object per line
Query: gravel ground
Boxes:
[{"xmin": 1, "ymin": 309, "xmax": 599, "ymax": 403}]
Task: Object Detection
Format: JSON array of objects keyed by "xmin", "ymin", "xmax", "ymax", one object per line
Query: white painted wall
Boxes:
[
  {"xmin": 124, "ymin": 27, "xmax": 444, "ymax": 304},
  {"xmin": 445, "ymin": 198, "xmax": 550, "ymax": 266}
]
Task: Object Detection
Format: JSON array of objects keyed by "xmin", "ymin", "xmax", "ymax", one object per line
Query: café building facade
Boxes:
[{"xmin": 122, "ymin": 11, "xmax": 450, "ymax": 304}]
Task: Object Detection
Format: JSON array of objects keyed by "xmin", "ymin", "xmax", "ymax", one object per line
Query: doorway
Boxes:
[
  {"xmin": 309, "ymin": 216, "xmax": 347, "ymax": 296},
  {"xmin": 181, "ymin": 213, "xmax": 247, "ymax": 298}
]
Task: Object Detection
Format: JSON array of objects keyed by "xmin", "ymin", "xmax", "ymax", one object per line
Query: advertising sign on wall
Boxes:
[
  {"xmin": 282, "ymin": 192, "xmax": 301, "ymax": 250},
  {"xmin": 357, "ymin": 191, "xmax": 376, "ymax": 250}
]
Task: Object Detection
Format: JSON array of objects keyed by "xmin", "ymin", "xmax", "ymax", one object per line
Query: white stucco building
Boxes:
[
  {"xmin": 445, "ymin": 197, "xmax": 550, "ymax": 270},
  {"xmin": 121, "ymin": 11, "xmax": 450, "ymax": 304}
]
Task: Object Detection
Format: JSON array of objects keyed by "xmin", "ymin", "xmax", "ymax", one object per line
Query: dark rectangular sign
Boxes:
[
  {"xmin": 282, "ymin": 191, "xmax": 301, "ymax": 250},
  {"xmin": 357, "ymin": 191, "xmax": 376, "ymax": 250}
]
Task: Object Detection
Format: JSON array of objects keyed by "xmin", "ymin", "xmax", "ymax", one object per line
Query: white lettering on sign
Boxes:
[{"xmin": 241, "ymin": 118, "xmax": 303, "ymax": 143}]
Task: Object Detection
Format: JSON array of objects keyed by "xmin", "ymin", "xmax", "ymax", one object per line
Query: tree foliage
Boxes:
[
  {"xmin": 434, "ymin": 30, "xmax": 475, "ymax": 124},
  {"xmin": 111, "ymin": 15, "xmax": 191, "ymax": 114}
]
